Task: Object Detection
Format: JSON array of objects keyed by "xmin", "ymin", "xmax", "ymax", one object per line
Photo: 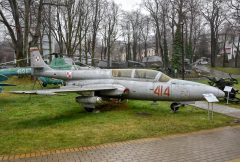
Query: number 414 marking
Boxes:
[{"xmin": 154, "ymin": 86, "xmax": 170, "ymax": 97}]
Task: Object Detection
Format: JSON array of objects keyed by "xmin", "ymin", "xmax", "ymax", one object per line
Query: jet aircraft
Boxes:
[
  {"xmin": 12, "ymin": 47, "xmax": 225, "ymax": 112},
  {"xmin": 0, "ymin": 54, "xmax": 86, "ymax": 89},
  {"xmin": 0, "ymin": 67, "xmax": 31, "ymax": 76},
  {"xmin": 37, "ymin": 53, "xmax": 93, "ymax": 87},
  {"xmin": 0, "ymin": 67, "xmax": 31, "ymax": 92}
]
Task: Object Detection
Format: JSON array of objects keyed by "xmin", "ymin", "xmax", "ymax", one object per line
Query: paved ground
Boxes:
[
  {"xmin": 195, "ymin": 65, "xmax": 240, "ymax": 78},
  {"xmin": 193, "ymin": 101, "xmax": 240, "ymax": 119},
  {"xmin": 1, "ymin": 126, "xmax": 240, "ymax": 162}
]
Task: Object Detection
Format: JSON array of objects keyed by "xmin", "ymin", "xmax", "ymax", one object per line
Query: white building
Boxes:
[{"xmin": 219, "ymin": 35, "xmax": 239, "ymax": 60}]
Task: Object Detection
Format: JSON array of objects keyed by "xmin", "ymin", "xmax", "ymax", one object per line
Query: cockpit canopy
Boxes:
[{"xmin": 112, "ymin": 69, "xmax": 171, "ymax": 82}]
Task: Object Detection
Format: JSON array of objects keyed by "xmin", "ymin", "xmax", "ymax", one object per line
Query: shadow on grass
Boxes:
[
  {"xmin": 15, "ymin": 103, "xmax": 130, "ymax": 129},
  {"xmin": 15, "ymin": 108, "xmax": 89, "ymax": 129},
  {"xmin": 97, "ymin": 102, "xmax": 129, "ymax": 112},
  {"xmin": 0, "ymin": 98, "xmax": 15, "ymax": 106}
]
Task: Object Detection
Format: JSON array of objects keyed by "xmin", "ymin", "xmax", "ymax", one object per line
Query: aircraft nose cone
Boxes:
[
  {"xmin": 217, "ymin": 89, "xmax": 225, "ymax": 98},
  {"xmin": 209, "ymin": 86, "xmax": 225, "ymax": 98}
]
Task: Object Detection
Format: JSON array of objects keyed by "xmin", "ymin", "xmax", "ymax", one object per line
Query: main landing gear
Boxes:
[
  {"xmin": 84, "ymin": 107, "xmax": 95, "ymax": 112},
  {"xmin": 170, "ymin": 103, "xmax": 185, "ymax": 113}
]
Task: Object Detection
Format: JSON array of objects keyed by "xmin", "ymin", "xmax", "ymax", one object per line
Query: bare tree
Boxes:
[
  {"xmin": 140, "ymin": 16, "xmax": 151, "ymax": 57},
  {"xmin": 230, "ymin": 0, "xmax": 240, "ymax": 19},
  {"xmin": 160, "ymin": 0, "xmax": 170, "ymax": 68},
  {"xmin": 228, "ymin": 0, "xmax": 240, "ymax": 67},
  {"xmin": 185, "ymin": 0, "xmax": 202, "ymax": 63},
  {"xmin": 77, "ymin": 0, "xmax": 89, "ymax": 62},
  {"xmin": 0, "ymin": 0, "xmax": 43, "ymax": 66},
  {"xmin": 131, "ymin": 11, "xmax": 141, "ymax": 61},
  {"xmin": 90, "ymin": 0, "xmax": 105, "ymax": 65},
  {"xmin": 121, "ymin": 15, "xmax": 132, "ymax": 62},
  {"xmin": 103, "ymin": 1, "xmax": 119, "ymax": 67},
  {"xmin": 202, "ymin": 0, "xmax": 227, "ymax": 67},
  {"xmin": 144, "ymin": 0, "xmax": 164, "ymax": 65},
  {"xmin": 41, "ymin": 0, "xmax": 61, "ymax": 56},
  {"xmin": 144, "ymin": 0, "xmax": 170, "ymax": 69}
]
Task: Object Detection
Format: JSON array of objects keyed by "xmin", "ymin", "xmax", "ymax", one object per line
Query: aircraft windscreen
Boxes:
[
  {"xmin": 158, "ymin": 73, "xmax": 171, "ymax": 82},
  {"xmin": 112, "ymin": 69, "xmax": 133, "ymax": 78},
  {"xmin": 134, "ymin": 69, "xmax": 159, "ymax": 80}
]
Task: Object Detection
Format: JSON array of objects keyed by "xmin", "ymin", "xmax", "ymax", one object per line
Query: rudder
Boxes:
[{"xmin": 30, "ymin": 47, "xmax": 51, "ymax": 71}]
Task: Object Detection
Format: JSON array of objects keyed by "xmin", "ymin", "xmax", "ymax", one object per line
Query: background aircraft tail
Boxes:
[{"xmin": 30, "ymin": 47, "xmax": 52, "ymax": 74}]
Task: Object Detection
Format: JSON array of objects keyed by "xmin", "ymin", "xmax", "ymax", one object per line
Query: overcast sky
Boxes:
[{"xmin": 113, "ymin": 0, "xmax": 141, "ymax": 11}]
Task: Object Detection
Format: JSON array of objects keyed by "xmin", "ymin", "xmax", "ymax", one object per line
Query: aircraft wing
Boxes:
[
  {"xmin": 0, "ymin": 75, "xmax": 15, "ymax": 87},
  {"xmin": 0, "ymin": 74, "xmax": 8, "ymax": 82},
  {"xmin": 11, "ymin": 84, "xmax": 122, "ymax": 96},
  {"xmin": 0, "ymin": 83, "xmax": 15, "ymax": 86}
]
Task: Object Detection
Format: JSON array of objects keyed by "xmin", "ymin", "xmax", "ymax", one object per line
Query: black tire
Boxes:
[
  {"xmin": 84, "ymin": 107, "xmax": 95, "ymax": 112},
  {"xmin": 42, "ymin": 83, "xmax": 47, "ymax": 87},
  {"xmin": 170, "ymin": 103, "xmax": 179, "ymax": 112}
]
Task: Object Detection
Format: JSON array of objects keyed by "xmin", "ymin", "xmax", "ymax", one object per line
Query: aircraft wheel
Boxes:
[
  {"xmin": 42, "ymin": 83, "xmax": 47, "ymax": 87},
  {"xmin": 84, "ymin": 107, "xmax": 95, "ymax": 112},
  {"xmin": 170, "ymin": 103, "xmax": 180, "ymax": 112}
]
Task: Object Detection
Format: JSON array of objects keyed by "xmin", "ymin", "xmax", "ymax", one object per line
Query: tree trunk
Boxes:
[
  {"xmin": 15, "ymin": 44, "xmax": 25, "ymax": 67},
  {"xmin": 132, "ymin": 36, "xmax": 137, "ymax": 61},
  {"xmin": 79, "ymin": 29, "xmax": 82, "ymax": 63},
  {"xmin": 23, "ymin": 0, "xmax": 31, "ymax": 66},
  {"xmin": 155, "ymin": 32, "xmax": 159, "ymax": 55},
  {"xmin": 210, "ymin": 27, "xmax": 217, "ymax": 67},
  {"xmin": 235, "ymin": 34, "xmax": 240, "ymax": 68},
  {"xmin": 127, "ymin": 33, "xmax": 131, "ymax": 61},
  {"xmin": 47, "ymin": 5, "xmax": 52, "ymax": 55},
  {"xmin": 163, "ymin": 19, "xmax": 168, "ymax": 69},
  {"xmin": 100, "ymin": 39, "xmax": 104, "ymax": 60},
  {"xmin": 29, "ymin": 0, "xmax": 43, "ymax": 47},
  {"xmin": 144, "ymin": 41, "xmax": 147, "ymax": 57},
  {"xmin": 107, "ymin": 34, "xmax": 111, "ymax": 68},
  {"xmin": 91, "ymin": 31, "xmax": 97, "ymax": 65},
  {"xmin": 138, "ymin": 38, "xmax": 141, "ymax": 61},
  {"xmin": 91, "ymin": 0, "xmax": 100, "ymax": 66},
  {"xmin": 156, "ymin": 25, "xmax": 164, "ymax": 68},
  {"xmin": 223, "ymin": 32, "xmax": 228, "ymax": 67},
  {"xmin": 84, "ymin": 31, "xmax": 88, "ymax": 64}
]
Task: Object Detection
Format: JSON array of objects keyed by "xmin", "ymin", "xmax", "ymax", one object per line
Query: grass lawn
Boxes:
[
  {"xmin": 210, "ymin": 67, "xmax": 240, "ymax": 75},
  {"xmin": 0, "ymin": 77, "xmax": 238, "ymax": 155}
]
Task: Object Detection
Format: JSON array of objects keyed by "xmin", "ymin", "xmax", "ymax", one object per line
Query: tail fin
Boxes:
[{"xmin": 30, "ymin": 47, "xmax": 52, "ymax": 71}]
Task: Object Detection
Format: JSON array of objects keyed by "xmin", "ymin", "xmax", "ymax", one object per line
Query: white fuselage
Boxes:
[{"xmin": 34, "ymin": 69, "xmax": 225, "ymax": 102}]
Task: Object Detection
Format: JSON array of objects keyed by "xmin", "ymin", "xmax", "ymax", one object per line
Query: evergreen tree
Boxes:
[{"xmin": 172, "ymin": 25, "xmax": 183, "ymax": 70}]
